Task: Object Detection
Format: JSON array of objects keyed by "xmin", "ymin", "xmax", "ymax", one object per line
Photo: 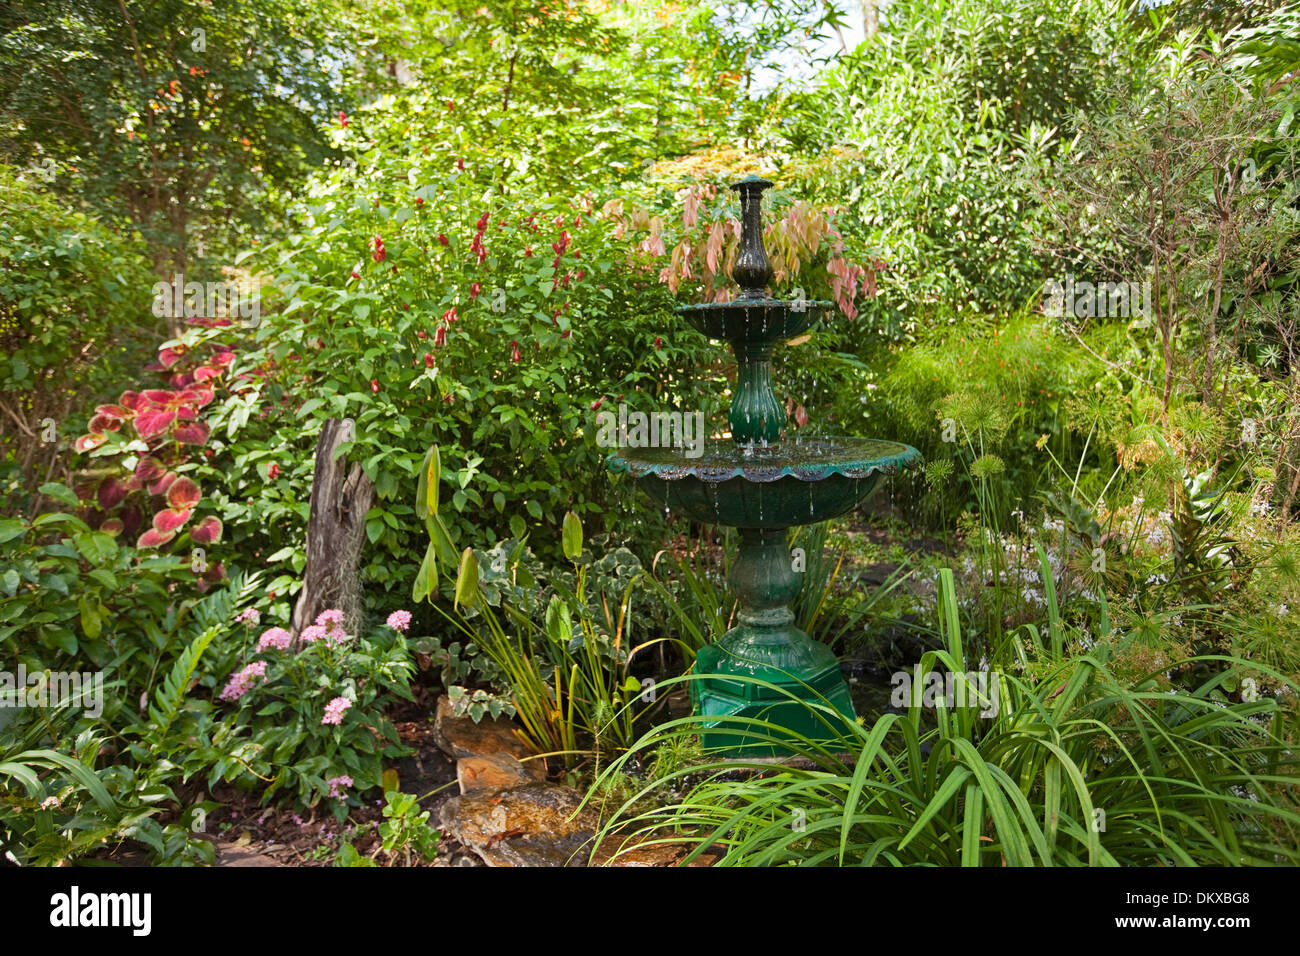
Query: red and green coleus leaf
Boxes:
[
  {"xmin": 99, "ymin": 518, "xmax": 124, "ymax": 537},
  {"xmin": 173, "ymin": 422, "xmax": 210, "ymax": 446},
  {"xmin": 152, "ymin": 507, "xmax": 192, "ymax": 535},
  {"xmin": 134, "ymin": 408, "xmax": 177, "ymax": 440},
  {"xmin": 148, "ymin": 471, "xmax": 178, "ymax": 496},
  {"xmin": 190, "ymin": 515, "xmax": 223, "ymax": 544},
  {"xmin": 137, "ymin": 528, "xmax": 176, "ymax": 549},
  {"xmin": 97, "ymin": 478, "xmax": 129, "ymax": 510},
  {"xmin": 74, "ymin": 434, "xmax": 107, "ymax": 453},
  {"xmin": 166, "ymin": 476, "xmax": 201, "ymax": 510},
  {"xmin": 158, "ymin": 345, "xmax": 187, "ymax": 368},
  {"xmin": 134, "ymin": 457, "xmax": 167, "ymax": 483}
]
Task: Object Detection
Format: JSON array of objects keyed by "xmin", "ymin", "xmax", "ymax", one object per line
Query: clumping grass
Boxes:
[{"xmin": 583, "ymin": 569, "xmax": 1300, "ymax": 866}]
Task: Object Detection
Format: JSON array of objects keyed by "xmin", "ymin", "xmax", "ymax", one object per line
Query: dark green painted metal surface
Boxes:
[{"xmin": 605, "ymin": 177, "xmax": 922, "ymax": 755}]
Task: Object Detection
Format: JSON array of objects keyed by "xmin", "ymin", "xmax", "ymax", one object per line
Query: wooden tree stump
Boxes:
[{"xmin": 290, "ymin": 418, "xmax": 374, "ymax": 641}]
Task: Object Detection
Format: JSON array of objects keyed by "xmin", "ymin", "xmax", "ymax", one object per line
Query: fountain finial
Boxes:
[{"xmin": 730, "ymin": 175, "xmax": 774, "ymax": 299}]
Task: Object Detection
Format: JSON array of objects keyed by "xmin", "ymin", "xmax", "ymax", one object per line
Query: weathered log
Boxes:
[{"xmin": 290, "ymin": 418, "xmax": 374, "ymax": 641}]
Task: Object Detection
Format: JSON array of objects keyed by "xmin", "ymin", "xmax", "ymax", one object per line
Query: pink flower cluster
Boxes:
[
  {"xmin": 321, "ymin": 696, "xmax": 352, "ymax": 725},
  {"xmin": 219, "ymin": 661, "xmax": 267, "ymax": 702},
  {"xmin": 257, "ymin": 626, "xmax": 292, "ymax": 651},
  {"xmin": 236, "ymin": 607, "xmax": 260, "ymax": 626},
  {"xmin": 301, "ymin": 609, "xmax": 349, "ymax": 645},
  {"xmin": 327, "ymin": 775, "xmax": 354, "ymax": 799},
  {"xmin": 386, "ymin": 609, "xmax": 412, "ymax": 632}
]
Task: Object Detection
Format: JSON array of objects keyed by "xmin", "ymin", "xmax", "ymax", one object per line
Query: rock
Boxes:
[
  {"xmin": 438, "ymin": 781, "xmax": 720, "ymax": 867},
  {"xmin": 440, "ymin": 782, "xmax": 602, "ymax": 867},
  {"xmin": 456, "ymin": 753, "xmax": 545, "ymax": 794},
  {"xmin": 433, "ymin": 695, "xmax": 537, "ymax": 763}
]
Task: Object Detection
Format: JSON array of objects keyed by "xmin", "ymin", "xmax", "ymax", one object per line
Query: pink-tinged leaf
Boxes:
[
  {"xmin": 97, "ymin": 478, "xmax": 128, "ymax": 510},
  {"xmin": 121, "ymin": 505, "xmax": 143, "ymax": 536},
  {"xmin": 177, "ymin": 387, "xmax": 214, "ymax": 408},
  {"xmin": 119, "ymin": 390, "xmax": 143, "ymax": 411},
  {"xmin": 166, "ymin": 476, "xmax": 201, "ymax": 510},
  {"xmin": 170, "ymin": 371, "xmax": 194, "ymax": 388},
  {"xmin": 94, "ymin": 404, "xmax": 129, "ymax": 421},
  {"xmin": 175, "ymin": 405, "xmax": 197, "ymax": 421},
  {"xmin": 134, "ymin": 457, "xmax": 166, "ymax": 482},
  {"xmin": 141, "ymin": 389, "xmax": 177, "ymax": 406},
  {"xmin": 158, "ymin": 346, "xmax": 187, "ymax": 368},
  {"xmin": 88, "ymin": 413, "xmax": 122, "ymax": 434},
  {"xmin": 192, "ymin": 365, "xmax": 220, "ymax": 383},
  {"xmin": 123, "ymin": 474, "xmax": 144, "ymax": 492},
  {"xmin": 136, "ymin": 528, "xmax": 176, "ymax": 548},
  {"xmin": 99, "ymin": 518, "xmax": 124, "ymax": 537},
  {"xmin": 794, "ymin": 405, "xmax": 809, "ymax": 428},
  {"xmin": 74, "ymin": 434, "xmax": 107, "ymax": 453},
  {"xmin": 210, "ymin": 349, "xmax": 235, "ymax": 367},
  {"xmin": 174, "ymin": 422, "xmax": 209, "ymax": 446},
  {"xmin": 148, "ymin": 472, "xmax": 178, "ymax": 496},
  {"xmin": 152, "ymin": 507, "xmax": 191, "ymax": 535},
  {"xmin": 134, "ymin": 408, "xmax": 176, "ymax": 439},
  {"xmin": 190, "ymin": 515, "xmax": 223, "ymax": 544},
  {"xmin": 202, "ymin": 560, "xmax": 227, "ymax": 582},
  {"xmin": 682, "ymin": 188, "xmax": 700, "ymax": 229}
]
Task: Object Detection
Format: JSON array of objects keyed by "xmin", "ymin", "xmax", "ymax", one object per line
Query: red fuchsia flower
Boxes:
[
  {"xmin": 524, "ymin": 246, "xmax": 533, "ymax": 257},
  {"xmin": 424, "ymin": 352, "xmax": 434, "ymax": 368},
  {"xmin": 434, "ymin": 324, "xmax": 447, "ymax": 347},
  {"xmin": 447, "ymin": 100, "xmax": 455, "ymax": 112},
  {"xmin": 370, "ymin": 379, "xmax": 380, "ymax": 393},
  {"xmin": 351, "ymin": 270, "xmax": 361, "ymax": 280},
  {"xmin": 470, "ymin": 281, "xmax": 482, "ymax": 299},
  {"xmin": 561, "ymin": 329, "xmax": 571, "ymax": 339},
  {"xmin": 591, "ymin": 397, "xmax": 604, "ymax": 411},
  {"xmin": 438, "ymin": 234, "xmax": 449, "ymax": 246},
  {"xmin": 654, "ymin": 337, "xmax": 663, "ymax": 349},
  {"xmin": 476, "ymin": 211, "xmax": 490, "ymax": 231},
  {"xmin": 417, "ymin": 329, "xmax": 427, "ymax": 339},
  {"xmin": 372, "ymin": 236, "xmax": 386, "ymax": 262},
  {"xmin": 575, "ymin": 269, "xmax": 584, "ymax": 282},
  {"xmin": 456, "ymin": 158, "xmax": 464, "ymax": 170},
  {"xmin": 267, "ymin": 462, "xmax": 281, "ymax": 480},
  {"xmin": 442, "ymin": 306, "xmax": 458, "ymax": 324},
  {"xmin": 338, "ymin": 111, "xmax": 348, "ymax": 128},
  {"xmin": 415, "ymin": 197, "xmax": 424, "ymax": 207},
  {"xmin": 510, "ymin": 341, "xmax": 521, "ymax": 363}
]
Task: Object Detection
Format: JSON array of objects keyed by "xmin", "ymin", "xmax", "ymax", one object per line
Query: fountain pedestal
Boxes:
[{"xmin": 692, "ymin": 528, "xmax": 857, "ymax": 754}]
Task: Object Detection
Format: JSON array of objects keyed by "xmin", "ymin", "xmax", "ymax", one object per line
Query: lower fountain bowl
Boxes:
[{"xmin": 607, "ymin": 437, "xmax": 921, "ymax": 529}]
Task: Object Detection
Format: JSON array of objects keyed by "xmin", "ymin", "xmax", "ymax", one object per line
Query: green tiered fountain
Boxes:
[{"xmin": 608, "ymin": 176, "xmax": 921, "ymax": 756}]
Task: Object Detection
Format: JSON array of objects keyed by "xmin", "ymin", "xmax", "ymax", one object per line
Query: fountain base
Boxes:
[{"xmin": 691, "ymin": 621, "xmax": 857, "ymax": 756}]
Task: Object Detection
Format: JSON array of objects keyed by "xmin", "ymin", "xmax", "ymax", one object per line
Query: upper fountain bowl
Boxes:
[
  {"xmin": 677, "ymin": 298, "xmax": 831, "ymax": 344},
  {"xmin": 608, "ymin": 437, "xmax": 920, "ymax": 529}
]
